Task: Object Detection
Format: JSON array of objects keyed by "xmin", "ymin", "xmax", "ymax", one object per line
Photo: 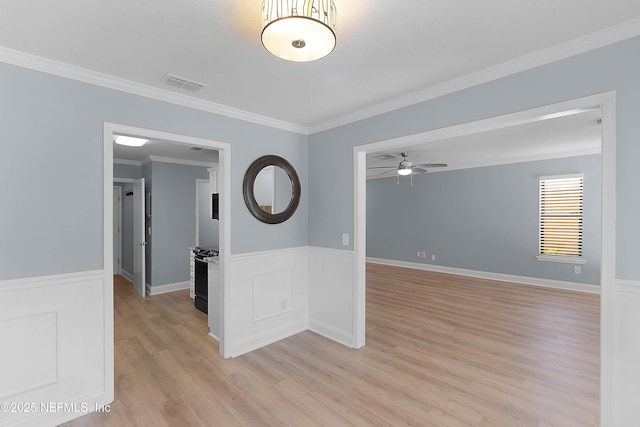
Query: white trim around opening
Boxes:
[
  {"xmin": 353, "ymin": 91, "xmax": 616, "ymax": 426},
  {"xmin": 103, "ymin": 123, "xmax": 233, "ymax": 378}
]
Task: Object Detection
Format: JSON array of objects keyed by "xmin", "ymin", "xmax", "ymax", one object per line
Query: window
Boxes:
[{"xmin": 537, "ymin": 174, "xmax": 585, "ymax": 264}]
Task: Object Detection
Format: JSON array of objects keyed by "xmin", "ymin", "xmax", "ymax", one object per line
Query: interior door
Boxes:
[{"xmin": 133, "ymin": 178, "xmax": 146, "ymax": 298}]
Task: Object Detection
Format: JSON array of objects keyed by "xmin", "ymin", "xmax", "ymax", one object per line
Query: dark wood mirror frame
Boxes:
[{"xmin": 243, "ymin": 155, "xmax": 301, "ymax": 224}]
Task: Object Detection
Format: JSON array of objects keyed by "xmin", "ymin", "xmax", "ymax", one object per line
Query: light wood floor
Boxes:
[{"xmin": 61, "ymin": 264, "xmax": 599, "ymax": 426}]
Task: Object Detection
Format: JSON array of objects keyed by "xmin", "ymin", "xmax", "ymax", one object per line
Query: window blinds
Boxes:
[{"xmin": 539, "ymin": 174, "xmax": 583, "ymax": 257}]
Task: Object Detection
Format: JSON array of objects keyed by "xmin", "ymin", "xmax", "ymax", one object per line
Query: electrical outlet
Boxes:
[
  {"xmin": 342, "ymin": 233, "xmax": 349, "ymax": 246},
  {"xmin": 574, "ymin": 265, "xmax": 581, "ymax": 274},
  {"xmin": 421, "ymin": 252, "xmax": 426, "ymax": 258},
  {"xmin": 417, "ymin": 251, "xmax": 421, "ymax": 257},
  {"xmin": 431, "ymin": 255, "xmax": 436, "ymax": 261}
]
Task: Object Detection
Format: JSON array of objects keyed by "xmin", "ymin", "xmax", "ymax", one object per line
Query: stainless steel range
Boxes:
[{"xmin": 193, "ymin": 245, "xmax": 218, "ymax": 314}]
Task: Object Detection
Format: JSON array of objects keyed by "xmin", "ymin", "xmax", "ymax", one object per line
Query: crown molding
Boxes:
[
  {"xmin": 309, "ymin": 17, "xmax": 640, "ymax": 134},
  {"xmin": 113, "ymin": 158, "xmax": 142, "ymax": 166},
  {"xmin": 144, "ymin": 155, "xmax": 216, "ymax": 168},
  {"xmin": 2, "ymin": 17, "xmax": 639, "ymax": 137},
  {"xmin": 0, "ymin": 46, "xmax": 308, "ymax": 135},
  {"xmin": 114, "ymin": 156, "xmax": 216, "ymax": 168}
]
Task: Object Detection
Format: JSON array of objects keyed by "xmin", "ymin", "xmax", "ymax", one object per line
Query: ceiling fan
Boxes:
[{"xmin": 368, "ymin": 152, "xmax": 448, "ymax": 176}]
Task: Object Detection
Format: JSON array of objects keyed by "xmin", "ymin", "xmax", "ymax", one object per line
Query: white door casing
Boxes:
[
  {"xmin": 104, "ymin": 122, "xmax": 232, "ymax": 362},
  {"xmin": 353, "ymin": 92, "xmax": 616, "ymax": 425}
]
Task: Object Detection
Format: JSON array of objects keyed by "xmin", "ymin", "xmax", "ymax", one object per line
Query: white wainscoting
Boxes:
[
  {"xmin": 308, "ymin": 246, "xmax": 356, "ymax": 347},
  {"xmin": 0, "ymin": 270, "xmax": 111, "ymax": 427},
  {"xmin": 612, "ymin": 279, "xmax": 640, "ymax": 426},
  {"xmin": 367, "ymin": 257, "xmax": 601, "ymax": 294},
  {"xmin": 226, "ymin": 247, "xmax": 309, "ymax": 357}
]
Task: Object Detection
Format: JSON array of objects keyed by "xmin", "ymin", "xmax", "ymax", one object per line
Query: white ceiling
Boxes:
[
  {"xmin": 366, "ymin": 108, "xmax": 602, "ymax": 178},
  {"xmin": 113, "ymin": 135, "xmax": 219, "ymax": 165},
  {"xmin": 0, "ymin": 1, "xmax": 634, "ymax": 164}
]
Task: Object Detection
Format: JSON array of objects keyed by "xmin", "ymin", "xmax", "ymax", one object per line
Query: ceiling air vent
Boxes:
[{"xmin": 161, "ymin": 73, "xmax": 207, "ymax": 92}]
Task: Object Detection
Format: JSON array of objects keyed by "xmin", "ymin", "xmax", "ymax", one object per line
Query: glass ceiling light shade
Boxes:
[
  {"xmin": 397, "ymin": 165, "xmax": 412, "ymax": 176},
  {"xmin": 261, "ymin": 0, "xmax": 337, "ymax": 62},
  {"xmin": 397, "ymin": 159, "xmax": 412, "ymax": 175},
  {"xmin": 114, "ymin": 135, "xmax": 148, "ymax": 147}
]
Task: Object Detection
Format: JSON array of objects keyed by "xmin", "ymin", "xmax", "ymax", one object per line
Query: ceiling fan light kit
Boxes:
[
  {"xmin": 397, "ymin": 165, "xmax": 413, "ymax": 176},
  {"xmin": 367, "ymin": 152, "xmax": 449, "ymax": 184},
  {"xmin": 261, "ymin": 0, "xmax": 337, "ymax": 62}
]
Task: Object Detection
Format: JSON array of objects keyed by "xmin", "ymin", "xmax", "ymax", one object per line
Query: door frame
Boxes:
[
  {"xmin": 113, "ymin": 178, "xmax": 137, "ymax": 284},
  {"xmin": 112, "ymin": 178, "xmax": 146, "ymax": 296},
  {"xmin": 353, "ymin": 91, "xmax": 616, "ymax": 423},
  {"xmin": 103, "ymin": 123, "xmax": 232, "ymax": 400}
]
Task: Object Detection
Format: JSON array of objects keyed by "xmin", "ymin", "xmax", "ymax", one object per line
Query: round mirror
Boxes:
[{"xmin": 243, "ymin": 155, "xmax": 301, "ymax": 224}]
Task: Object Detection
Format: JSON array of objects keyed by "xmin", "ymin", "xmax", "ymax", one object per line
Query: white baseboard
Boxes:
[
  {"xmin": 367, "ymin": 257, "xmax": 601, "ymax": 294},
  {"xmin": 308, "ymin": 319, "xmax": 354, "ymax": 348},
  {"xmin": 228, "ymin": 320, "xmax": 307, "ymax": 358},
  {"xmin": 146, "ymin": 281, "xmax": 190, "ymax": 296},
  {"xmin": 120, "ymin": 269, "xmax": 134, "ymax": 283}
]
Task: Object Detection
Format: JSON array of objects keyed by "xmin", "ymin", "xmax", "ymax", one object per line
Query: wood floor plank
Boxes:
[{"xmin": 61, "ymin": 266, "xmax": 599, "ymax": 426}]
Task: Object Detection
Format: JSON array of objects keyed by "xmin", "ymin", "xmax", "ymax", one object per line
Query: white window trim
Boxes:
[
  {"xmin": 536, "ymin": 254, "xmax": 586, "ymax": 264},
  {"xmin": 539, "ymin": 172, "xmax": 584, "ymax": 181}
]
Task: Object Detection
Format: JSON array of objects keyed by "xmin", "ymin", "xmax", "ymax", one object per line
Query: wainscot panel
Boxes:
[
  {"xmin": 612, "ymin": 279, "xmax": 640, "ymax": 426},
  {"xmin": 226, "ymin": 247, "xmax": 309, "ymax": 357},
  {"xmin": 0, "ymin": 270, "xmax": 110, "ymax": 427},
  {"xmin": 308, "ymin": 246, "xmax": 355, "ymax": 347}
]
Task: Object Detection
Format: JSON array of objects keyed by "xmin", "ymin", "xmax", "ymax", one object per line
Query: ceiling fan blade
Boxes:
[
  {"xmin": 379, "ymin": 169, "xmax": 397, "ymax": 175},
  {"xmin": 367, "ymin": 166, "xmax": 397, "ymax": 169},
  {"xmin": 415, "ymin": 163, "xmax": 448, "ymax": 168},
  {"xmin": 411, "ymin": 167, "xmax": 428, "ymax": 174}
]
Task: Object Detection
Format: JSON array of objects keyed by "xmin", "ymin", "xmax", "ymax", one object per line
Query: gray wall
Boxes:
[
  {"xmin": 114, "ymin": 162, "xmax": 142, "ymax": 179},
  {"xmin": 0, "ymin": 62, "xmax": 308, "ymax": 281},
  {"xmin": 148, "ymin": 161, "xmax": 210, "ymax": 286},
  {"xmin": 308, "ymin": 35, "xmax": 640, "ymax": 282},
  {"xmin": 198, "ymin": 181, "xmax": 218, "ymax": 247},
  {"xmin": 114, "ymin": 162, "xmax": 214, "ymax": 284},
  {"xmin": 366, "ymin": 154, "xmax": 601, "ymax": 285}
]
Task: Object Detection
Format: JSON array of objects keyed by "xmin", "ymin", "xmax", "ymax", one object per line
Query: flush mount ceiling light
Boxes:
[
  {"xmin": 261, "ymin": 0, "xmax": 337, "ymax": 62},
  {"xmin": 114, "ymin": 135, "xmax": 149, "ymax": 147}
]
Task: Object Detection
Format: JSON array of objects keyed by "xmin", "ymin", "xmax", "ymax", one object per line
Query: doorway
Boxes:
[
  {"xmin": 103, "ymin": 123, "xmax": 232, "ymax": 367},
  {"xmin": 113, "ymin": 178, "xmax": 146, "ymax": 298},
  {"xmin": 353, "ymin": 92, "xmax": 616, "ymax": 420},
  {"xmin": 113, "ymin": 186, "xmax": 122, "ymax": 275}
]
